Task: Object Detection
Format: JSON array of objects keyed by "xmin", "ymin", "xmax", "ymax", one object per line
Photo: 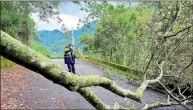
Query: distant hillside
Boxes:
[{"xmin": 38, "ymin": 20, "xmax": 97, "ymax": 57}]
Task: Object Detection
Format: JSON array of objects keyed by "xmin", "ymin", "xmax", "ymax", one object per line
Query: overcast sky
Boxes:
[{"xmin": 31, "ymin": 1, "xmax": 136, "ymax": 31}]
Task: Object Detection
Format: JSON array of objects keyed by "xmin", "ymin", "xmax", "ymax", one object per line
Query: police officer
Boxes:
[{"xmin": 64, "ymin": 44, "xmax": 76, "ymax": 74}]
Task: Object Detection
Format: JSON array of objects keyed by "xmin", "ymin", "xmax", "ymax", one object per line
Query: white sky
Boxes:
[
  {"xmin": 31, "ymin": 13, "xmax": 84, "ymax": 31},
  {"xmin": 31, "ymin": 2, "xmax": 86, "ymax": 31},
  {"xmin": 31, "ymin": 1, "xmax": 137, "ymax": 31}
]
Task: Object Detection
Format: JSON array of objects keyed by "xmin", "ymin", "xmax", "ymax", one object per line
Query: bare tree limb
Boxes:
[
  {"xmin": 179, "ymin": 57, "xmax": 193, "ymax": 74},
  {"xmin": 0, "ymin": 30, "xmax": 139, "ymax": 103},
  {"xmin": 158, "ymin": 81, "xmax": 190, "ymax": 110},
  {"xmin": 77, "ymin": 88, "xmax": 111, "ymax": 109},
  {"xmin": 171, "ymin": 30, "xmax": 190, "ymax": 53},
  {"xmin": 1, "ymin": 30, "xmax": 175, "ymax": 109},
  {"xmin": 163, "ymin": 2, "xmax": 182, "ymax": 37},
  {"xmin": 177, "ymin": 86, "xmax": 189, "ymax": 105},
  {"xmin": 181, "ymin": 88, "xmax": 190, "ymax": 96},
  {"xmin": 179, "ymin": 96, "xmax": 193, "ymax": 103},
  {"xmin": 1, "ymin": 30, "xmax": 169, "ymax": 109},
  {"xmin": 143, "ymin": 52, "xmax": 154, "ymax": 80},
  {"xmin": 164, "ymin": 25, "xmax": 192, "ymax": 39},
  {"xmin": 141, "ymin": 95, "xmax": 191, "ymax": 110},
  {"xmin": 163, "ymin": 56, "xmax": 193, "ymax": 78},
  {"xmin": 142, "ymin": 95, "xmax": 171, "ymax": 110}
]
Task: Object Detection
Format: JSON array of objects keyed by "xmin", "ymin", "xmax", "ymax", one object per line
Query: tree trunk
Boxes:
[{"xmin": 1, "ymin": 30, "xmax": 181, "ymax": 109}]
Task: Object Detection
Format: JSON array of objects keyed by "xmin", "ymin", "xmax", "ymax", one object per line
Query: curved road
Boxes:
[{"xmin": 6, "ymin": 59, "xmax": 192, "ymax": 109}]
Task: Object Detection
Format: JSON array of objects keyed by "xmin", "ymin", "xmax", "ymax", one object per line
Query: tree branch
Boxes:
[
  {"xmin": 1, "ymin": 30, "xmax": 178, "ymax": 109},
  {"xmin": 142, "ymin": 95, "xmax": 171, "ymax": 110},
  {"xmin": 0, "ymin": 30, "xmax": 166, "ymax": 109},
  {"xmin": 163, "ymin": 55, "xmax": 193, "ymax": 78},
  {"xmin": 163, "ymin": 2, "xmax": 182, "ymax": 37},
  {"xmin": 158, "ymin": 81, "xmax": 190, "ymax": 110},
  {"xmin": 77, "ymin": 87, "xmax": 111, "ymax": 109},
  {"xmin": 179, "ymin": 96, "xmax": 193, "ymax": 103},
  {"xmin": 179, "ymin": 57, "xmax": 193, "ymax": 74},
  {"xmin": 164, "ymin": 25, "xmax": 192, "ymax": 39},
  {"xmin": 143, "ymin": 52, "xmax": 154, "ymax": 80},
  {"xmin": 141, "ymin": 94, "xmax": 189, "ymax": 110}
]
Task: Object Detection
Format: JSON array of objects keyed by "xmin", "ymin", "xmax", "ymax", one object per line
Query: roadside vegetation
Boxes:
[
  {"xmin": 84, "ymin": 56, "xmax": 142, "ymax": 81},
  {"xmin": 1, "ymin": 57, "xmax": 16, "ymax": 70},
  {"xmin": 29, "ymin": 40, "xmax": 51, "ymax": 57},
  {"xmin": 1, "ymin": 1, "xmax": 59, "ymax": 69},
  {"xmin": 79, "ymin": 1, "xmax": 193, "ymax": 98},
  {"xmin": 1, "ymin": 1, "xmax": 192, "ymax": 109}
]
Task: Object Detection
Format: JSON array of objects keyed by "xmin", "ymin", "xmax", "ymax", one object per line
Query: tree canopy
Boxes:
[
  {"xmin": 1, "ymin": 1, "xmax": 193, "ymax": 109},
  {"xmin": 79, "ymin": 1, "xmax": 193, "ymax": 104},
  {"xmin": 1, "ymin": 1, "xmax": 60, "ymax": 44}
]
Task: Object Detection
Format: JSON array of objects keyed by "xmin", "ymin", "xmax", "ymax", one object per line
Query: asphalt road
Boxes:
[{"xmin": 9, "ymin": 59, "xmax": 192, "ymax": 109}]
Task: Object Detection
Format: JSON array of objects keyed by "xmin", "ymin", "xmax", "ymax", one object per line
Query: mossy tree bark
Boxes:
[{"xmin": 1, "ymin": 30, "xmax": 189, "ymax": 109}]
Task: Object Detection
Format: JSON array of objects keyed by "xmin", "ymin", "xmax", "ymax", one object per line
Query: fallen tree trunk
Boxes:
[{"xmin": 1, "ymin": 30, "xmax": 190, "ymax": 109}]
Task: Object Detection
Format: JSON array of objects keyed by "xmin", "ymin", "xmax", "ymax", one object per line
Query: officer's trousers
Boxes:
[{"xmin": 67, "ymin": 63, "xmax": 75, "ymax": 74}]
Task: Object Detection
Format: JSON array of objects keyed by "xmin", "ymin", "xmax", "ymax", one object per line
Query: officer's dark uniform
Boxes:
[{"xmin": 64, "ymin": 46, "xmax": 76, "ymax": 74}]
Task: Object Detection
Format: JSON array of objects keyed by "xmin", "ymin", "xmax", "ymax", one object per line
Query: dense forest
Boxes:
[
  {"xmin": 1, "ymin": 1, "xmax": 61, "ymax": 56},
  {"xmin": 79, "ymin": 1, "xmax": 193, "ymax": 98},
  {"xmin": 1, "ymin": 1, "xmax": 60, "ymax": 68},
  {"xmin": 1, "ymin": 1, "xmax": 193, "ymax": 109}
]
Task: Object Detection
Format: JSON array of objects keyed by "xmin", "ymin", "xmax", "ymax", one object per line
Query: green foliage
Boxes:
[
  {"xmin": 129, "ymin": 34, "xmax": 136, "ymax": 40},
  {"xmin": 1, "ymin": 1, "xmax": 60, "ymax": 44},
  {"xmin": 74, "ymin": 48, "xmax": 84, "ymax": 58},
  {"xmin": 79, "ymin": 1, "xmax": 193, "ymax": 95},
  {"xmin": 1, "ymin": 56, "xmax": 16, "ymax": 69},
  {"xmin": 88, "ymin": 3, "xmax": 154, "ymax": 65},
  {"xmin": 84, "ymin": 56, "xmax": 142, "ymax": 81},
  {"xmin": 79, "ymin": 34, "xmax": 93, "ymax": 52},
  {"xmin": 1, "ymin": 1, "xmax": 36, "ymax": 44},
  {"xmin": 29, "ymin": 40, "xmax": 51, "ymax": 57},
  {"xmin": 80, "ymin": 34, "xmax": 92, "ymax": 44}
]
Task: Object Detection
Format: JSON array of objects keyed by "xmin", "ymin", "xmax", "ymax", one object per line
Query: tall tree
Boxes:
[
  {"xmin": 77, "ymin": 1, "xmax": 193, "ymax": 103},
  {"xmin": 1, "ymin": 1, "xmax": 60, "ymax": 44}
]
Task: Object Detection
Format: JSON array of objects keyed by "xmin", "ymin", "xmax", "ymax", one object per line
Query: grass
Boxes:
[
  {"xmin": 1, "ymin": 56, "xmax": 17, "ymax": 70},
  {"xmin": 49, "ymin": 57, "xmax": 64, "ymax": 59},
  {"xmin": 83, "ymin": 56, "xmax": 142, "ymax": 81}
]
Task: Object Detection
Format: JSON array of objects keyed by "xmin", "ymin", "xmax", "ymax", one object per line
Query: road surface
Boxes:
[{"xmin": 1, "ymin": 59, "xmax": 192, "ymax": 109}]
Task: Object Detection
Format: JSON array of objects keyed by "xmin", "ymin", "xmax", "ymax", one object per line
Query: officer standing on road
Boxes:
[{"xmin": 64, "ymin": 44, "xmax": 76, "ymax": 74}]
